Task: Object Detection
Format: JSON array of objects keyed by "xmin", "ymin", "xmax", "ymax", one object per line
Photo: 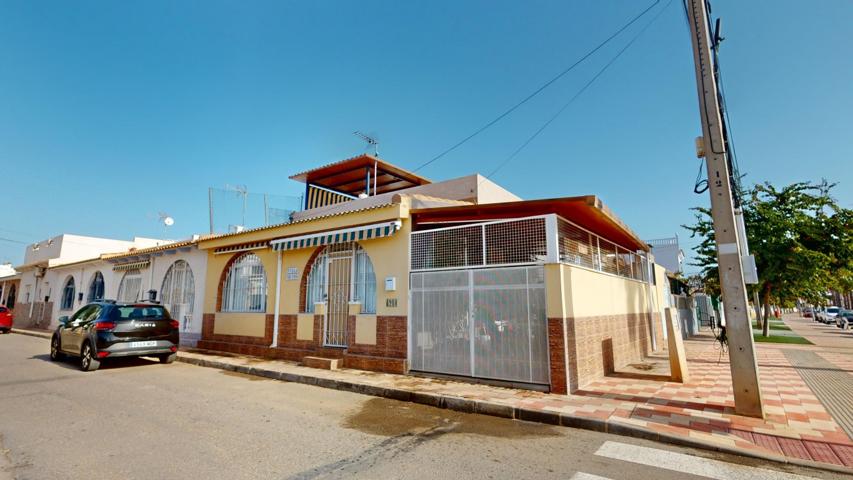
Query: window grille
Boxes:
[
  {"xmin": 352, "ymin": 244, "xmax": 376, "ymax": 314},
  {"xmin": 221, "ymin": 253, "xmax": 268, "ymax": 312},
  {"xmin": 411, "ymin": 224, "xmax": 483, "ymax": 270},
  {"xmin": 87, "ymin": 271, "xmax": 105, "ymax": 302},
  {"xmin": 161, "ymin": 260, "xmax": 195, "ymax": 331},
  {"xmin": 598, "ymin": 240, "xmax": 619, "ymax": 276},
  {"xmin": 117, "ymin": 270, "xmax": 143, "ymax": 303},
  {"xmin": 305, "ymin": 243, "xmax": 377, "ymax": 314},
  {"xmin": 60, "ymin": 277, "xmax": 75, "ymax": 310}
]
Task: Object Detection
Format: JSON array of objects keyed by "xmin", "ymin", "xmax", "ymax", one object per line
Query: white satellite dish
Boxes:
[{"xmin": 163, "ymin": 216, "xmax": 175, "ymax": 226}]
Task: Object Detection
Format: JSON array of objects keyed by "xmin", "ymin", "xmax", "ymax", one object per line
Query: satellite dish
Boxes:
[{"xmin": 164, "ymin": 216, "xmax": 175, "ymax": 226}]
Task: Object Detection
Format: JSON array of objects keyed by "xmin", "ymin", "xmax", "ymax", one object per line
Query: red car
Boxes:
[{"xmin": 0, "ymin": 306, "xmax": 12, "ymax": 333}]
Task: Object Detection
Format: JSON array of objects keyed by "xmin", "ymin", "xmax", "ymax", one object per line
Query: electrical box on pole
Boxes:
[{"xmin": 685, "ymin": 0, "xmax": 765, "ymax": 418}]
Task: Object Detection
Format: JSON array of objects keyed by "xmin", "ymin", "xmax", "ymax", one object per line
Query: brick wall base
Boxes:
[
  {"xmin": 198, "ymin": 312, "xmax": 407, "ymax": 375},
  {"xmin": 549, "ymin": 312, "xmax": 653, "ymax": 393},
  {"xmin": 12, "ymin": 301, "xmax": 53, "ymax": 329}
]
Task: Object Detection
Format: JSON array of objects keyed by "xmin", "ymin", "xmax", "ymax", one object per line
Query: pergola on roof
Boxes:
[
  {"xmin": 289, "ymin": 154, "xmax": 431, "ymax": 196},
  {"xmin": 411, "ymin": 196, "xmax": 649, "ymax": 252}
]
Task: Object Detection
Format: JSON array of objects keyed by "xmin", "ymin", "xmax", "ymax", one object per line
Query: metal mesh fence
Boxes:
[
  {"xmin": 208, "ymin": 187, "xmax": 302, "ymax": 234},
  {"xmin": 556, "ymin": 217, "xmax": 648, "ymax": 282},
  {"xmin": 411, "ymin": 218, "xmax": 546, "ymax": 271}
]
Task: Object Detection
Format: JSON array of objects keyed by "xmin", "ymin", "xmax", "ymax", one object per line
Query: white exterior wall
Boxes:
[
  {"xmin": 48, "ymin": 260, "xmax": 119, "ymax": 324},
  {"xmin": 143, "ymin": 248, "xmax": 208, "ymax": 346}
]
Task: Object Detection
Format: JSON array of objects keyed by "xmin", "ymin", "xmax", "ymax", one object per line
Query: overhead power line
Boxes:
[
  {"xmin": 412, "ymin": 0, "xmax": 661, "ymax": 173},
  {"xmin": 484, "ymin": 0, "xmax": 675, "ymax": 182}
]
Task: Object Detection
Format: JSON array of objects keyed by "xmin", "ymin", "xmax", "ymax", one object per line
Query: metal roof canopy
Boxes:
[
  {"xmin": 411, "ymin": 196, "xmax": 649, "ymax": 252},
  {"xmin": 289, "ymin": 154, "xmax": 431, "ymax": 196}
]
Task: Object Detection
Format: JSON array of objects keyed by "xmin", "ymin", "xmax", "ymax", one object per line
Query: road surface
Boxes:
[{"xmin": 0, "ymin": 333, "xmax": 844, "ymax": 480}]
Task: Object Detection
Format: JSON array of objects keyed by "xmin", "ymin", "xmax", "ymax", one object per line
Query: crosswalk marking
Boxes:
[
  {"xmin": 570, "ymin": 473, "xmax": 613, "ymax": 480},
  {"xmin": 594, "ymin": 441, "xmax": 819, "ymax": 480}
]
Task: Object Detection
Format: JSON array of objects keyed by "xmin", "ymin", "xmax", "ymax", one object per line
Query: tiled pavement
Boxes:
[{"xmin": 12, "ymin": 319, "xmax": 853, "ymax": 471}]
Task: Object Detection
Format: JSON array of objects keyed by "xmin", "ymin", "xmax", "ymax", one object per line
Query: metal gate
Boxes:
[
  {"xmin": 325, "ymin": 246, "xmax": 352, "ymax": 347},
  {"xmin": 409, "ymin": 265, "xmax": 549, "ymax": 385}
]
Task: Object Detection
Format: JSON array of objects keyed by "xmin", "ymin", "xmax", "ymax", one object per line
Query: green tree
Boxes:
[{"xmin": 684, "ymin": 180, "xmax": 853, "ymax": 336}]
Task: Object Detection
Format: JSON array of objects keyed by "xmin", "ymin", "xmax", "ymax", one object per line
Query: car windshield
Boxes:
[
  {"xmin": 827, "ymin": 307, "xmax": 839, "ymax": 314},
  {"xmin": 109, "ymin": 305, "xmax": 170, "ymax": 320}
]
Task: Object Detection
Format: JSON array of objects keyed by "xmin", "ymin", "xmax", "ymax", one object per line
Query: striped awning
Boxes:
[
  {"xmin": 270, "ymin": 220, "xmax": 402, "ymax": 252},
  {"xmin": 112, "ymin": 260, "xmax": 150, "ymax": 271},
  {"xmin": 213, "ymin": 241, "xmax": 268, "ymax": 255}
]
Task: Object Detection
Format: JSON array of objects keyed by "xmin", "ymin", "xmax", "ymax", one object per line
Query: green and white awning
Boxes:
[
  {"xmin": 270, "ymin": 220, "xmax": 402, "ymax": 252},
  {"xmin": 112, "ymin": 260, "xmax": 150, "ymax": 271}
]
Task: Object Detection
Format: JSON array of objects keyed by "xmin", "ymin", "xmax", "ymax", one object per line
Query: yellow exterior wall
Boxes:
[
  {"xmin": 546, "ymin": 263, "xmax": 651, "ymax": 319},
  {"xmin": 200, "ymin": 203, "xmax": 410, "ymax": 338},
  {"xmin": 296, "ymin": 313, "xmax": 314, "ymax": 340},
  {"xmin": 355, "ymin": 315, "xmax": 377, "ymax": 345},
  {"xmin": 213, "ymin": 312, "xmax": 267, "ymax": 337}
]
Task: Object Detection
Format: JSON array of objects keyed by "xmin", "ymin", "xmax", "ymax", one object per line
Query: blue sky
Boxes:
[{"xmin": 1, "ymin": 0, "xmax": 851, "ymax": 269}]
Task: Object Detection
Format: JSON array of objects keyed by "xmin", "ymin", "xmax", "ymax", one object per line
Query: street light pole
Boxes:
[{"xmin": 685, "ymin": 0, "xmax": 764, "ymax": 418}]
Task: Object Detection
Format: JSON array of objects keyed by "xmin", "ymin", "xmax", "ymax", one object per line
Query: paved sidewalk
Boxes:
[{"xmin": 12, "ymin": 323, "xmax": 853, "ymax": 472}]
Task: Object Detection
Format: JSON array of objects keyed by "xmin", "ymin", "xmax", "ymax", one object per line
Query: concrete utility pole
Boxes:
[{"xmin": 685, "ymin": 0, "xmax": 765, "ymax": 418}]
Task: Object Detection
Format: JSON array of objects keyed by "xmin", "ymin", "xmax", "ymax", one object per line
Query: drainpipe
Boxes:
[
  {"xmin": 148, "ymin": 255, "xmax": 156, "ymax": 301},
  {"xmin": 271, "ymin": 249, "xmax": 282, "ymax": 348}
]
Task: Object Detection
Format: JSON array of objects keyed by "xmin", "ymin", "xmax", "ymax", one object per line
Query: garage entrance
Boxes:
[{"xmin": 409, "ymin": 265, "xmax": 549, "ymax": 386}]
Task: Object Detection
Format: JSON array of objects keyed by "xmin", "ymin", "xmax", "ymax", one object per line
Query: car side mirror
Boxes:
[{"xmin": 58, "ymin": 316, "xmax": 69, "ymax": 325}]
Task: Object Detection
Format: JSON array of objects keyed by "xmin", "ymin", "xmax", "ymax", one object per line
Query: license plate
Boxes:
[{"xmin": 130, "ymin": 341, "xmax": 157, "ymax": 348}]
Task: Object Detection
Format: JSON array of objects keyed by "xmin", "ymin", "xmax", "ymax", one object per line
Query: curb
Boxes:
[
  {"xmin": 9, "ymin": 331, "xmax": 849, "ymax": 475},
  {"xmin": 176, "ymin": 353, "xmax": 852, "ymax": 475},
  {"xmin": 10, "ymin": 328, "xmax": 51, "ymax": 340}
]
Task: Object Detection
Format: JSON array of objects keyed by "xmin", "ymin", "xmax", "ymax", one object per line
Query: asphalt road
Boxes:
[{"xmin": 0, "ymin": 333, "xmax": 844, "ymax": 480}]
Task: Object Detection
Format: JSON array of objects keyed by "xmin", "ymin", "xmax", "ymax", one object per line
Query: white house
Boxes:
[
  {"xmin": 101, "ymin": 237, "xmax": 209, "ymax": 346},
  {"xmin": 14, "ymin": 234, "xmax": 164, "ymax": 329}
]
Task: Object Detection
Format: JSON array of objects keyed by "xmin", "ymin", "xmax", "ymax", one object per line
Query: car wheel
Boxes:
[
  {"xmin": 158, "ymin": 353, "xmax": 177, "ymax": 364},
  {"xmin": 50, "ymin": 335, "xmax": 64, "ymax": 361},
  {"xmin": 80, "ymin": 342, "xmax": 100, "ymax": 372}
]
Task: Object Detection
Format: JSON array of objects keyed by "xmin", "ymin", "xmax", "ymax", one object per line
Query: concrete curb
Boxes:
[
  {"xmin": 175, "ymin": 353, "xmax": 852, "ymax": 475},
  {"xmin": 10, "ymin": 328, "xmax": 51, "ymax": 340}
]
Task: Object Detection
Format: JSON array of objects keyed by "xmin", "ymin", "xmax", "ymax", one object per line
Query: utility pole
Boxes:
[{"xmin": 685, "ymin": 0, "xmax": 764, "ymax": 418}]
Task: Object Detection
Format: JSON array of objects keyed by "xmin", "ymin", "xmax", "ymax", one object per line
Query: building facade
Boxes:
[{"xmin": 194, "ymin": 155, "xmax": 665, "ymax": 393}]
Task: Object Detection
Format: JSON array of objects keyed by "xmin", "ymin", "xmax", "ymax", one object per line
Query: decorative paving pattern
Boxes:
[{"xmin": 784, "ymin": 349, "xmax": 853, "ymax": 440}]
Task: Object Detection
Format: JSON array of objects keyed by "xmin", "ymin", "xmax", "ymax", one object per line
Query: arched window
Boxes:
[
  {"xmin": 305, "ymin": 249, "xmax": 327, "ymax": 313},
  {"xmin": 304, "ymin": 243, "xmax": 376, "ymax": 314},
  {"xmin": 60, "ymin": 276, "xmax": 76, "ymax": 310},
  {"xmin": 117, "ymin": 270, "xmax": 143, "ymax": 303},
  {"xmin": 161, "ymin": 260, "xmax": 195, "ymax": 330},
  {"xmin": 221, "ymin": 253, "xmax": 267, "ymax": 312},
  {"xmin": 353, "ymin": 244, "xmax": 376, "ymax": 314},
  {"xmin": 87, "ymin": 271, "xmax": 105, "ymax": 302}
]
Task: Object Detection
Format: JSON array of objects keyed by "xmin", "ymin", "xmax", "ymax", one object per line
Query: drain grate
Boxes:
[{"xmin": 783, "ymin": 349, "xmax": 853, "ymax": 439}]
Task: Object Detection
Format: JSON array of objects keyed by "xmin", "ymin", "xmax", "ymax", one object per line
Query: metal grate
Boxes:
[
  {"xmin": 485, "ymin": 217, "xmax": 547, "ymax": 265},
  {"xmin": 221, "ymin": 253, "xmax": 268, "ymax": 312},
  {"xmin": 410, "ymin": 266, "xmax": 549, "ymax": 385},
  {"xmin": 161, "ymin": 260, "xmax": 195, "ymax": 331},
  {"xmin": 411, "ymin": 217, "xmax": 546, "ymax": 271},
  {"xmin": 557, "ymin": 220, "xmax": 596, "ymax": 269}
]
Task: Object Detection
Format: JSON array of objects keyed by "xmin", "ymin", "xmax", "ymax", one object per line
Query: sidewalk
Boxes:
[{"xmin": 11, "ymin": 321, "xmax": 853, "ymax": 472}]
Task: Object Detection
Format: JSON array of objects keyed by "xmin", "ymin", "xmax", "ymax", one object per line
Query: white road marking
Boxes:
[
  {"xmin": 570, "ymin": 473, "xmax": 613, "ymax": 480},
  {"xmin": 594, "ymin": 441, "xmax": 819, "ymax": 480}
]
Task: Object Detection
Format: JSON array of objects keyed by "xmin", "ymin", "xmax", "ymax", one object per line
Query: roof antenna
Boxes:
[{"xmin": 353, "ymin": 131, "xmax": 379, "ymax": 157}]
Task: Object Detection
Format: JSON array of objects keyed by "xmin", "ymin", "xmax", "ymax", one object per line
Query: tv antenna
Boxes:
[{"xmin": 353, "ymin": 131, "xmax": 379, "ymax": 157}]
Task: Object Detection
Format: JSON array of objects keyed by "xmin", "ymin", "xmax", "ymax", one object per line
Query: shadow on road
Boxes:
[{"xmin": 29, "ymin": 353, "xmax": 161, "ymax": 371}]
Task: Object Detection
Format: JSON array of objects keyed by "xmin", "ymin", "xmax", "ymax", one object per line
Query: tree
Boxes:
[{"xmin": 684, "ymin": 180, "xmax": 853, "ymax": 336}]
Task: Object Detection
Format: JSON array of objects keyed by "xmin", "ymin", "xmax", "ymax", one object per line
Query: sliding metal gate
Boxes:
[{"xmin": 409, "ymin": 266, "xmax": 549, "ymax": 385}]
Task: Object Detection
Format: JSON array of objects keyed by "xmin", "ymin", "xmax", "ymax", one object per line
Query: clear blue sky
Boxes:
[{"xmin": 1, "ymin": 0, "xmax": 851, "ymax": 269}]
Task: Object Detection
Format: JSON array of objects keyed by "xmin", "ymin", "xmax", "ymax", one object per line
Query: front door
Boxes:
[{"xmin": 324, "ymin": 249, "xmax": 352, "ymax": 347}]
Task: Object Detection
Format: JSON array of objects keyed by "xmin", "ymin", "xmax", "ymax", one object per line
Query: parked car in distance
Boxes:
[
  {"xmin": 802, "ymin": 307, "xmax": 813, "ymax": 319},
  {"xmin": 50, "ymin": 301, "xmax": 179, "ymax": 371},
  {"xmin": 836, "ymin": 309, "xmax": 853, "ymax": 330},
  {"xmin": 0, "ymin": 306, "xmax": 12, "ymax": 333},
  {"xmin": 822, "ymin": 306, "xmax": 840, "ymax": 325}
]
